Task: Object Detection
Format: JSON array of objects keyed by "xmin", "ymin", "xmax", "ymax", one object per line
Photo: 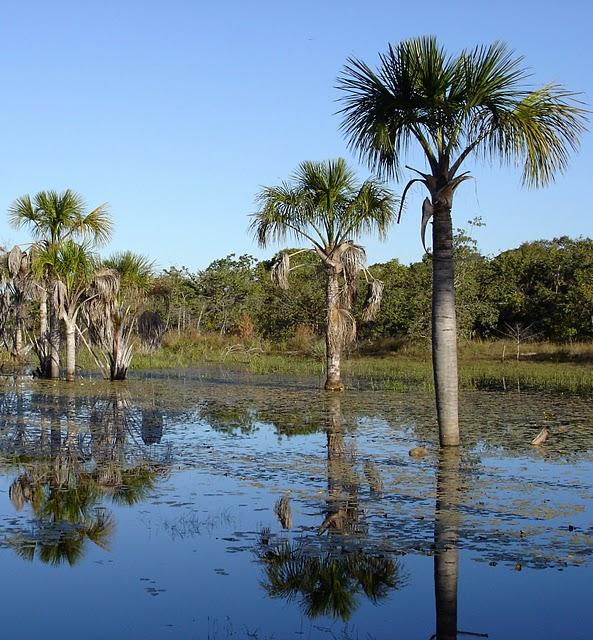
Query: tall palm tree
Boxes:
[
  {"xmin": 337, "ymin": 37, "xmax": 587, "ymax": 445},
  {"xmin": 9, "ymin": 189, "xmax": 112, "ymax": 378},
  {"xmin": 251, "ymin": 158, "xmax": 397, "ymax": 390}
]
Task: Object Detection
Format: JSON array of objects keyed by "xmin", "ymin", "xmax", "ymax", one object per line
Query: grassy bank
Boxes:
[{"xmin": 117, "ymin": 333, "xmax": 593, "ymax": 396}]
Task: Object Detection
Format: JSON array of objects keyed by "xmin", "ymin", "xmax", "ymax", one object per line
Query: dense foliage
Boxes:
[{"xmin": 149, "ymin": 233, "xmax": 593, "ymax": 347}]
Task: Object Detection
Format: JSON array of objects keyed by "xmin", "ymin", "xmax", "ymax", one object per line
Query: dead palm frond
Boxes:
[
  {"xmin": 9, "ymin": 475, "xmax": 32, "ymax": 511},
  {"xmin": 271, "ymin": 252, "xmax": 291, "ymax": 289},
  {"xmin": 274, "ymin": 493, "xmax": 293, "ymax": 529},
  {"xmin": 329, "ymin": 307, "xmax": 357, "ymax": 348},
  {"xmin": 362, "ymin": 280, "xmax": 385, "ymax": 321},
  {"xmin": 339, "ymin": 242, "xmax": 366, "ymax": 308}
]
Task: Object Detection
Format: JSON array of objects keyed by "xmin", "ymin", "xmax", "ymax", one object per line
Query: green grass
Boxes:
[{"xmin": 108, "ymin": 332, "xmax": 593, "ymax": 396}]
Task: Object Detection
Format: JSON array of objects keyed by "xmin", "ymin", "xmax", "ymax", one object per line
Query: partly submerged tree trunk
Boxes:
[
  {"xmin": 434, "ymin": 448, "xmax": 461, "ymax": 640},
  {"xmin": 39, "ymin": 287, "xmax": 48, "ymax": 338},
  {"xmin": 109, "ymin": 325, "xmax": 132, "ymax": 381},
  {"xmin": 324, "ymin": 268, "xmax": 344, "ymax": 391},
  {"xmin": 64, "ymin": 319, "xmax": 76, "ymax": 382},
  {"xmin": 431, "ymin": 200, "xmax": 460, "ymax": 446}
]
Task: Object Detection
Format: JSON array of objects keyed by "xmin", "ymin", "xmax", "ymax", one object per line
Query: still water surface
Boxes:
[{"xmin": 0, "ymin": 369, "xmax": 591, "ymax": 639}]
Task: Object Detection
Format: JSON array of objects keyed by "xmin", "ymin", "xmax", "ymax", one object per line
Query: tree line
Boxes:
[{"xmin": 150, "ymin": 234, "xmax": 593, "ymax": 347}]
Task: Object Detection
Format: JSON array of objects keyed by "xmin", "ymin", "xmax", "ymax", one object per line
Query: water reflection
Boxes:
[
  {"xmin": 433, "ymin": 449, "xmax": 461, "ymax": 640},
  {"xmin": 258, "ymin": 539, "xmax": 401, "ymax": 621},
  {"xmin": 257, "ymin": 394, "xmax": 404, "ymax": 621},
  {"xmin": 0, "ymin": 372, "xmax": 590, "ymax": 638},
  {"xmin": 2, "ymin": 387, "xmax": 168, "ymax": 565},
  {"xmin": 432, "ymin": 449, "xmax": 488, "ymax": 640}
]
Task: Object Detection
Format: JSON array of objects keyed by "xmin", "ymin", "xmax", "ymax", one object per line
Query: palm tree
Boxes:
[
  {"xmin": 84, "ymin": 251, "xmax": 154, "ymax": 380},
  {"xmin": 251, "ymin": 158, "xmax": 397, "ymax": 390},
  {"xmin": 35, "ymin": 240, "xmax": 117, "ymax": 381},
  {"xmin": 337, "ymin": 37, "xmax": 587, "ymax": 445},
  {"xmin": 0, "ymin": 246, "xmax": 35, "ymax": 358},
  {"xmin": 9, "ymin": 189, "xmax": 112, "ymax": 378}
]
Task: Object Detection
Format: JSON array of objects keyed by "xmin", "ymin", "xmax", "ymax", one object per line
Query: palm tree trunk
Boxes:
[
  {"xmin": 37, "ymin": 287, "xmax": 52, "ymax": 377},
  {"xmin": 39, "ymin": 287, "xmax": 48, "ymax": 338},
  {"xmin": 110, "ymin": 327, "xmax": 128, "ymax": 381},
  {"xmin": 319, "ymin": 395, "xmax": 346, "ymax": 534},
  {"xmin": 434, "ymin": 448, "xmax": 461, "ymax": 640},
  {"xmin": 49, "ymin": 302, "xmax": 60, "ymax": 379},
  {"xmin": 65, "ymin": 319, "xmax": 76, "ymax": 382},
  {"xmin": 431, "ymin": 202, "xmax": 459, "ymax": 446},
  {"xmin": 325, "ymin": 268, "xmax": 344, "ymax": 391},
  {"xmin": 12, "ymin": 318, "xmax": 23, "ymax": 358}
]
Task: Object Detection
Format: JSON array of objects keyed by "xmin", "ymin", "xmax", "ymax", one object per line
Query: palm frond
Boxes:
[
  {"xmin": 474, "ymin": 83, "xmax": 588, "ymax": 187},
  {"xmin": 8, "ymin": 189, "xmax": 113, "ymax": 246},
  {"xmin": 337, "ymin": 36, "xmax": 587, "ymax": 186},
  {"xmin": 79, "ymin": 203, "xmax": 113, "ymax": 245},
  {"xmin": 362, "ymin": 280, "xmax": 385, "ymax": 321},
  {"xmin": 252, "ymin": 159, "xmax": 397, "ymax": 251},
  {"xmin": 274, "ymin": 493, "xmax": 293, "ymax": 529}
]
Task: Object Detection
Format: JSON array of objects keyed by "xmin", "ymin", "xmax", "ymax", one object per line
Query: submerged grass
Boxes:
[{"xmin": 108, "ymin": 333, "xmax": 593, "ymax": 396}]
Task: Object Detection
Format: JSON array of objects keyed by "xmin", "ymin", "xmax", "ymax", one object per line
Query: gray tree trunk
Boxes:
[
  {"xmin": 39, "ymin": 287, "xmax": 48, "ymax": 338},
  {"xmin": 65, "ymin": 320, "xmax": 76, "ymax": 382},
  {"xmin": 109, "ymin": 327, "xmax": 129, "ymax": 381},
  {"xmin": 434, "ymin": 448, "xmax": 460, "ymax": 640},
  {"xmin": 13, "ymin": 321, "xmax": 23, "ymax": 358},
  {"xmin": 37, "ymin": 287, "xmax": 52, "ymax": 377},
  {"xmin": 431, "ymin": 202, "xmax": 460, "ymax": 446},
  {"xmin": 324, "ymin": 268, "xmax": 344, "ymax": 391},
  {"xmin": 49, "ymin": 302, "xmax": 60, "ymax": 379}
]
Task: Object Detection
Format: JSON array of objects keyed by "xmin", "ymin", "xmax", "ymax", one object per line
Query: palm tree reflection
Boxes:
[
  {"xmin": 6, "ymin": 388, "xmax": 166, "ymax": 565},
  {"xmin": 259, "ymin": 540, "xmax": 400, "ymax": 621},
  {"xmin": 433, "ymin": 449, "xmax": 461, "ymax": 640},
  {"xmin": 319, "ymin": 394, "xmax": 363, "ymax": 536},
  {"xmin": 432, "ymin": 450, "xmax": 487, "ymax": 640},
  {"xmin": 258, "ymin": 394, "xmax": 403, "ymax": 621}
]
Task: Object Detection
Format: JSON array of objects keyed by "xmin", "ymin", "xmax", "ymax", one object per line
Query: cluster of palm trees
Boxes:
[
  {"xmin": 2, "ymin": 189, "xmax": 154, "ymax": 381},
  {"xmin": 253, "ymin": 36, "xmax": 586, "ymax": 446}
]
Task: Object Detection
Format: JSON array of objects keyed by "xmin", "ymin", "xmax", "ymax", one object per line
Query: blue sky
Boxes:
[{"xmin": 0, "ymin": 0, "xmax": 591, "ymax": 271}]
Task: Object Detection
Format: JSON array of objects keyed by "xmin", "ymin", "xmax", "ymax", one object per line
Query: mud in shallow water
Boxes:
[{"xmin": 0, "ymin": 368, "xmax": 591, "ymax": 639}]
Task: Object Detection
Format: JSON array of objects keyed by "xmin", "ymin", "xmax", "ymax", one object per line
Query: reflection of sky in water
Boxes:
[{"xmin": 0, "ymin": 370, "xmax": 591, "ymax": 639}]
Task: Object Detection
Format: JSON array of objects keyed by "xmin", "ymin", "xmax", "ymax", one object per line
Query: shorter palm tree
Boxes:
[
  {"xmin": 0, "ymin": 246, "xmax": 35, "ymax": 358},
  {"xmin": 83, "ymin": 251, "xmax": 155, "ymax": 380},
  {"xmin": 251, "ymin": 158, "xmax": 397, "ymax": 390}
]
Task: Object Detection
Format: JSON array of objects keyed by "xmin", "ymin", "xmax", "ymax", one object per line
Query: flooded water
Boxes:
[{"xmin": 0, "ymin": 368, "xmax": 591, "ymax": 639}]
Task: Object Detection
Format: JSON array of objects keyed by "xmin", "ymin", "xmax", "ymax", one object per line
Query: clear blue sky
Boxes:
[{"xmin": 0, "ymin": 0, "xmax": 591, "ymax": 271}]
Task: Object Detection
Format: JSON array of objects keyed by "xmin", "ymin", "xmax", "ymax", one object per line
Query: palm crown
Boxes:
[
  {"xmin": 9, "ymin": 189, "xmax": 112, "ymax": 247},
  {"xmin": 337, "ymin": 36, "xmax": 587, "ymax": 188},
  {"xmin": 251, "ymin": 158, "xmax": 396, "ymax": 254}
]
